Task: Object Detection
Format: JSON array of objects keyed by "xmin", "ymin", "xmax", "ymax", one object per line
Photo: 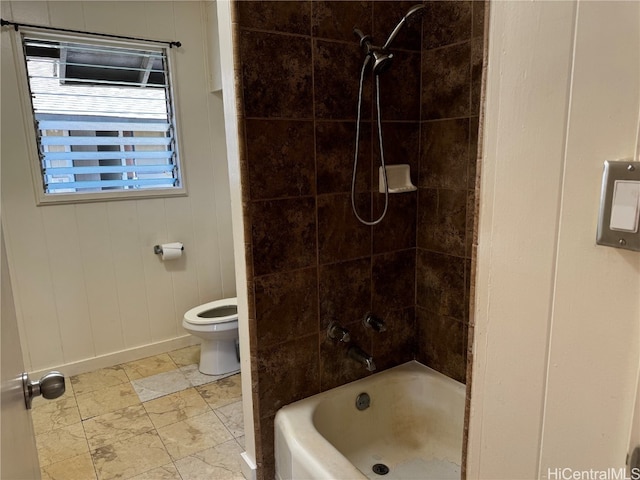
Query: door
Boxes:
[{"xmin": 1, "ymin": 226, "xmax": 41, "ymax": 479}]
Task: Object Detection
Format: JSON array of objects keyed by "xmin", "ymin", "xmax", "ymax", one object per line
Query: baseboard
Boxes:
[
  {"xmin": 240, "ymin": 451, "xmax": 257, "ymax": 480},
  {"xmin": 31, "ymin": 335, "xmax": 200, "ymax": 378}
]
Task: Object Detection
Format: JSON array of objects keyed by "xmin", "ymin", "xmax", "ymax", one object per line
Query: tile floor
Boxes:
[{"xmin": 32, "ymin": 345, "xmax": 245, "ymax": 480}]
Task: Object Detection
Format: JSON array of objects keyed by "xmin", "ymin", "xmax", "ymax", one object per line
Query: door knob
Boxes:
[{"xmin": 22, "ymin": 371, "xmax": 65, "ymax": 409}]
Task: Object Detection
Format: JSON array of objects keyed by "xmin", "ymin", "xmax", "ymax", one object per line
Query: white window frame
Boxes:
[{"xmin": 12, "ymin": 28, "xmax": 187, "ymax": 205}]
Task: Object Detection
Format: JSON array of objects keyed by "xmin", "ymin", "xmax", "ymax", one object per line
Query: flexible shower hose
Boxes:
[{"xmin": 351, "ymin": 56, "xmax": 389, "ymax": 226}]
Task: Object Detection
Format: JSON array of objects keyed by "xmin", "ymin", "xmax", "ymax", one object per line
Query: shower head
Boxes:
[
  {"xmin": 353, "ymin": 4, "xmax": 424, "ymax": 75},
  {"xmin": 382, "ymin": 4, "xmax": 426, "ymax": 50},
  {"xmin": 353, "ymin": 27, "xmax": 394, "ymax": 75},
  {"xmin": 405, "ymin": 4, "xmax": 427, "ymax": 22},
  {"xmin": 371, "ymin": 51, "xmax": 394, "ymax": 75}
]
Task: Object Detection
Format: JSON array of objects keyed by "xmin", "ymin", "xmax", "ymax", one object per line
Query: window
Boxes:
[{"xmin": 19, "ymin": 31, "xmax": 184, "ymax": 203}]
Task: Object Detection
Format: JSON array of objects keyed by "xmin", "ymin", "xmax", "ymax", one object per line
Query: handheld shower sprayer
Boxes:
[
  {"xmin": 351, "ymin": 4, "xmax": 425, "ymax": 225},
  {"xmin": 382, "ymin": 4, "xmax": 426, "ymax": 50}
]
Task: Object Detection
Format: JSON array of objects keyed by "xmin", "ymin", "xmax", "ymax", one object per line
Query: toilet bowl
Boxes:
[{"xmin": 182, "ymin": 297, "xmax": 240, "ymax": 375}]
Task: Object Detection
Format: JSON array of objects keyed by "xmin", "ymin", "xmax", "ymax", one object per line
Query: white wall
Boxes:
[
  {"xmin": 0, "ymin": 1, "xmax": 235, "ymax": 375},
  {"xmin": 215, "ymin": 2, "xmax": 256, "ymax": 477},
  {"xmin": 469, "ymin": 1, "xmax": 640, "ymax": 478}
]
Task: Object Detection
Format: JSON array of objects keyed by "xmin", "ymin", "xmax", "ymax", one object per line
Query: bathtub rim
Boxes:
[{"xmin": 274, "ymin": 360, "xmax": 466, "ymax": 480}]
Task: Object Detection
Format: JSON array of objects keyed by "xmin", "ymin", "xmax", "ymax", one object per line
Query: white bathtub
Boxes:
[{"xmin": 274, "ymin": 361, "xmax": 465, "ymax": 480}]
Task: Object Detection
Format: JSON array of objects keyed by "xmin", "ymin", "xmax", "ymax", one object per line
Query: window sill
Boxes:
[{"xmin": 35, "ymin": 185, "xmax": 188, "ymax": 206}]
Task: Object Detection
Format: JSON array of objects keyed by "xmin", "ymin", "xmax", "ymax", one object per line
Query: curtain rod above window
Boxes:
[{"xmin": 0, "ymin": 19, "xmax": 182, "ymax": 48}]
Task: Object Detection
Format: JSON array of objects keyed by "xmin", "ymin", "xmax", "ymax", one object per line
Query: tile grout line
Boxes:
[{"xmin": 77, "ymin": 387, "xmax": 101, "ymax": 480}]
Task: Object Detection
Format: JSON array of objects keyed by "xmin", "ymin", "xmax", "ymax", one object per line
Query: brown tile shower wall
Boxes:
[
  {"xmin": 416, "ymin": 0, "xmax": 484, "ymax": 383},
  {"xmin": 233, "ymin": 2, "xmax": 421, "ymax": 478},
  {"xmin": 232, "ymin": 1, "xmax": 484, "ymax": 478}
]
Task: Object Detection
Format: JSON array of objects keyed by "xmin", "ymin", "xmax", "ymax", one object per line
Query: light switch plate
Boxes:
[{"xmin": 597, "ymin": 160, "xmax": 640, "ymax": 251}]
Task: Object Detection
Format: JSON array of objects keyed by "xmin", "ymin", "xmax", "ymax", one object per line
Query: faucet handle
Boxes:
[
  {"xmin": 328, "ymin": 322, "xmax": 351, "ymax": 343},
  {"xmin": 363, "ymin": 313, "xmax": 387, "ymax": 332}
]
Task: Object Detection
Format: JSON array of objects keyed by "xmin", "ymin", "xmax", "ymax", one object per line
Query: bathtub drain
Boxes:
[
  {"xmin": 372, "ymin": 464, "xmax": 389, "ymax": 475},
  {"xmin": 355, "ymin": 392, "xmax": 370, "ymax": 410}
]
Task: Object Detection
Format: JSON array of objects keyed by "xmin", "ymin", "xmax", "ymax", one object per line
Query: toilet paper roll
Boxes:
[{"xmin": 160, "ymin": 242, "xmax": 183, "ymax": 261}]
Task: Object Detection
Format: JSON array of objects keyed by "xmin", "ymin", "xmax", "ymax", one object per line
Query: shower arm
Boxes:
[
  {"xmin": 353, "ymin": 27, "xmax": 379, "ymax": 56},
  {"xmin": 354, "ymin": 20, "xmax": 410, "ymax": 54},
  {"xmin": 353, "ymin": 27, "xmax": 370, "ymax": 48},
  {"xmin": 353, "ymin": 28, "xmax": 394, "ymax": 57}
]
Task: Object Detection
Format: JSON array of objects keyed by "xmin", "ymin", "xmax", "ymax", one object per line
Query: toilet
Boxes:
[{"xmin": 182, "ymin": 297, "xmax": 240, "ymax": 375}]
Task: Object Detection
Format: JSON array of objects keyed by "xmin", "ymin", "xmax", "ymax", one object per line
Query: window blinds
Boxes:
[{"xmin": 23, "ymin": 36, "xmax": 179, "ymax": 194}]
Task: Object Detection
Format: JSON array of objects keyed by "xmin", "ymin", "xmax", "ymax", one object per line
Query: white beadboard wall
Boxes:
[
  {"xmin": 0, "ymin": 1, "xmax": 236, "ymax": 374},
  {"xmin": 468, "ymin": 1, "xmax": 640, "ymax": 476}
]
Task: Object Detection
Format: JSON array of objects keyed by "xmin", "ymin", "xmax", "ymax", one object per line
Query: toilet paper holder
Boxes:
[{"xmin": 153, "ymin": 244, "xmax": 184, "ymax": 254}]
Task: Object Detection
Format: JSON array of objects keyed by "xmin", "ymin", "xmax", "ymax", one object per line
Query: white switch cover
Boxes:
[{"xmin": 610, "ymin": 180, "xmax": 640, "ymax": 232}]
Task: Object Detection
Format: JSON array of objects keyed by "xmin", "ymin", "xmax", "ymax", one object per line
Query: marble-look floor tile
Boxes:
[
  {"xmin": 174, "ymin": 439, "xmax": 245, "ymax": 480},
  {"xmin": 131, "ymin": 370, "xmax": 191, "ymax": 402},
  {"xmin": 83, "ymin": 404, "xmax": 155, "ymax": 450},
  {"xmin": 32, "ymin": 393, "xmax": 81, "ymax": 435},
  {"xmin": 91, "ymin": 431, "xmax": 171, "ymax": 480},
  {"xmin": 75, "ymin": 382, "xmax": 140, "ymax": 420},
  {"xmin": 156, "ymin": 410, "xmax": 233, "ymax": 461},
  {"xmin": 195, "ymin": 374, "xmax": 242, "ymax": 409},
  {"xmin": 168, "ymin": 345, "xmax": 200, "ymax": 367},
  {"xmin": 128, "ymin": 463, "xmax": 182, "ymax": 480},
  {"xmin": 36, "ymin": 351, "xmax": 246, "ymax": 480},
  {"xmin": 40, "ymin": 452, "xmax": 97, "ymax": 480},
  {"xmin": 180, "ymin": 363, "xmax": 238, "ymax": 387},
  {"xmin": 36, "ymin": 422, "xmax": 89, "ymax": 467},
  {"xmin": 70, "ymin": 366, "xmax": 129, "ymax": 395},
  {"xmin": 143, "ymin": 387, "xmax": 210, "ymax": 429},
  {"xmin": 121, "ymin": 354, "xmax": 178, "ymax": 381},
  {"xmin": 214, "ymin": 400, "xmax": 244, "ymax": 438}
]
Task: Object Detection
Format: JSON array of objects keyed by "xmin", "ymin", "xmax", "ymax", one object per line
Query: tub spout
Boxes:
[{"xmin": 348, "ymin": 345, "xmax": 376, "ymax": 372}]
